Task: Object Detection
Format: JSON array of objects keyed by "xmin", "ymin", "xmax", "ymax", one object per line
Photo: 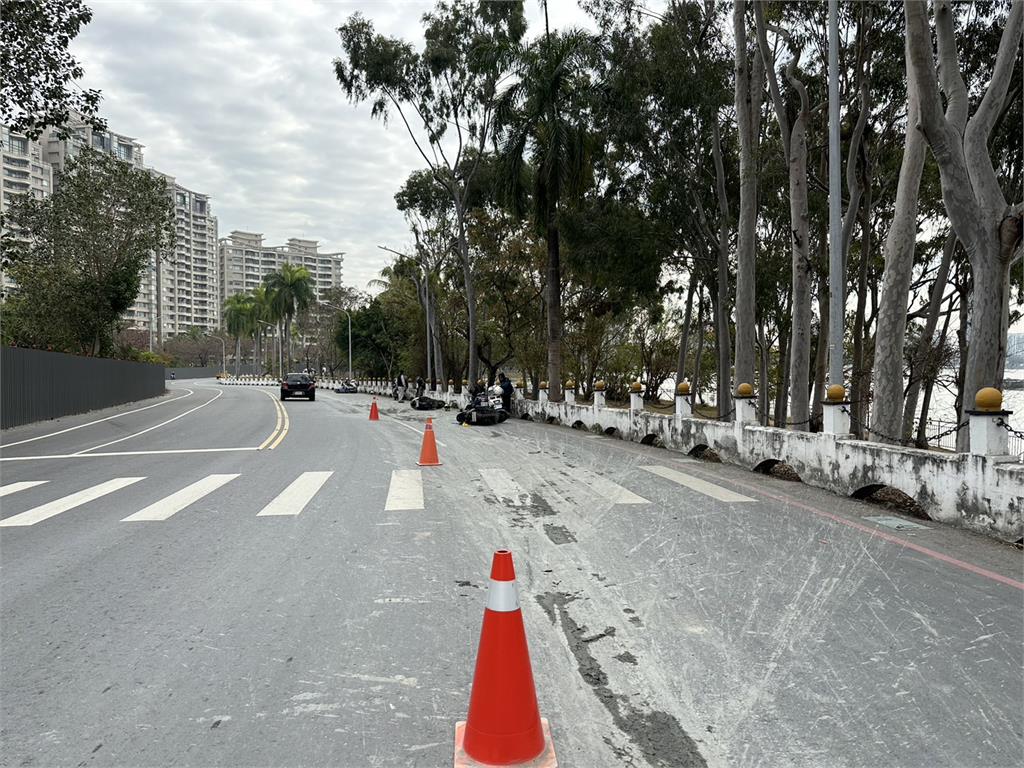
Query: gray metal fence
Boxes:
[{"xmin": 1, "ymin": 347, "xmax": 165, "ymax": 429}]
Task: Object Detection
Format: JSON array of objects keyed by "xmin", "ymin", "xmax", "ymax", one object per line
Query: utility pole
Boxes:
[{"xmin": 827, "ymin": 0, "xmax": 844, "ymax": 389}]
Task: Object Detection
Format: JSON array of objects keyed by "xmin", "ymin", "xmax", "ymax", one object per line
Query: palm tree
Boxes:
[
  {"xmin": 496, "ymin": 27, "xmax": 594, "ymax": 402},
  {"xmin": 264, "ymin": 264, "xmax": 315, "ymax": 372},
  {"xmin": 223, "ymin": 293, "xmax": 253, "ymax": 376}
]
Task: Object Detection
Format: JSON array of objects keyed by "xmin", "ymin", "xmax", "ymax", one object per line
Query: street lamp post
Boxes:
[
  {"xmin": 209, "ymin": 334, "xmax": 226, "ymax": 375},
  {"xmin": 321, "ymin": 303, "xmax": 353, "ymax": 382},
  {"xmin": 257, "ymin": 321, "xmax": 278, "ymax": 378}
]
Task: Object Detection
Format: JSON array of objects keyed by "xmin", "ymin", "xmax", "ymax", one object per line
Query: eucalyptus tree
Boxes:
[
  {"xmin": 754, "ymin": 3, "xmax": 815, "ymax": 430},
  {"xmin": 334, "ymin": 1, "xmax": 525, "ymax": 386},
  {"xmin": 265, "ymin": 264, "xmax": 314, "ymax": 372},
  {"xmin": 586, "ymin": 0, "xmax": 735, "ymax": 413},
  {"xmin": 904, "ymin": 0, "xmax": 1023, "ymax": 448},
  {"xmin": 732, "ymin": 0, "xmax": 764, "ymax": 394}
]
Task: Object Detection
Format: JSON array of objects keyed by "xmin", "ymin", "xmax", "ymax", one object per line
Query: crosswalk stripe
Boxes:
[
  {"xmin": 384, "ymin": 469, "xmax": 424, "ymax": 511},
  {"xmin": 0, "ymin": 477, "xmax": 145, "ymax": 527},
  {"xmin": 480, "ymin": 468, "xmax": 530, "ymax": 506},
  {"xmin": 575, "ymin": 469, "xmax": 650, "ymax": 504},
  {"xmin": 0, "ymin": 480, "xmax": 49, "ymax": 497},
  {"xmin": 257, "ymin": 471, "xmax": 333, "ymax": 517},
  {"xmin": 641, "ymin": 465, "xmax": 754, "ymax": 502},
  {"xmin": 122, "ymin": 474, "xmax": 240, "ymax": 522}
]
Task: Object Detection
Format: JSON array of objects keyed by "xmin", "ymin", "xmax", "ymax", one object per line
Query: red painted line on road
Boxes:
[{"xmin": 670, "ymin": 461, "xmax": 1024, "ymax": 592}]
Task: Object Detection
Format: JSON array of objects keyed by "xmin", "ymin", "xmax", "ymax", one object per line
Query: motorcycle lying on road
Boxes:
[{"xmin": 456, "ymin": 387, "xmax": 509, "ymax": 426}]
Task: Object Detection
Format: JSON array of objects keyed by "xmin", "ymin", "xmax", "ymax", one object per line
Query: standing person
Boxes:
[
  {"xmin": 415, "ymin": 375, "xmax": 425, "ymax": 398},
  {"xmin": 498, "ymin": 373, "xmax": 514, "ymax": 412},
  {"xmin": 397, "ymin": 371, "xmax": 408, "ymax": 401}
]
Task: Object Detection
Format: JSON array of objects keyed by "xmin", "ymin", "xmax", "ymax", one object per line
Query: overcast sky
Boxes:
[{"xmin": 73, "ymin": 0, "xmax": 594, "ymax": 292}]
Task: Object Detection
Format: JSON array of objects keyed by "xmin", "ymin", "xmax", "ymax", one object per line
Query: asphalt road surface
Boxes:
[{"xmin": 1, "ymin": 381, "xmax": 1021, "ymax": 768}]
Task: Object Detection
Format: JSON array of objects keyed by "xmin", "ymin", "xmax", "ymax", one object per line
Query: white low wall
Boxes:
[{"xmin": 512, "ymin": 396, "xmax": 1023, "ymax": 543}]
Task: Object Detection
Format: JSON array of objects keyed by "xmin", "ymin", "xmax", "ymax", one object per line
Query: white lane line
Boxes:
[
  {"xmin": 0, "ymin": 447, "xmax": 260, "ymax": 462},
  {"xmin": 384, "ymin": 469, "xmax": 424, "ymax": 511},
  {"xmin": 1, "ymin": 390, "xmax": 195, "ymax": 449},
  {"xmin": 73, "ymin": 389, "xmax": 224, "ymax": 455},
  {"xmin": 122, "ymin": 474, "xmax": 240, "ymax": 522},
  {"xmin": 576, "ymin": 469, "xmax": 650, "ymax": 505},
  {"xmin": 0, "ymin": 477, "xmax": 145, "ymax": 527},
  {"xmin": 641, "ymin": 465, "xmax": 754, "ymax": 502},
  {"xmin": 257, "ymin": 471, "xmax": 333, "ymax": 517},
  {"xmin": 480, "ymin": 468, "xmax": 530, "ymax": 506},
  {"xmin": 381, "ymin": 414, "xmax": 447, "ymax": 447},
  {"xmin": 0, "ymin": 480, "xmax": 49, "ymax": 497}
]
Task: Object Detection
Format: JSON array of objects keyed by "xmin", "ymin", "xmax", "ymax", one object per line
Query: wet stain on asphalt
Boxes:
[
  {"xmin": 614, "ymin": 651, "xmax": 639, "ymax": 665},
  {"xmin": 543, "ymin": 524, "xmax": 577, "ymax": 545},
  {"xmin": 526, "ymin": 493, "xmax": 557, "ymax": 518},
  {"xmin": 536, "ymin": 592, "xmax": 706, "ymax": 767}
]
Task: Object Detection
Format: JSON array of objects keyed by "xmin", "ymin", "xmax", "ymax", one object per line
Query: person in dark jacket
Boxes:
[{"xmin": 498, "ymin": 373, "xmax": 514, "ymax": 412}]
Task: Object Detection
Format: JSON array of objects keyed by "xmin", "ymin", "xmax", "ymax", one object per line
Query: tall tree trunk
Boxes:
[
  {"xmin": 774, "ymin": 320, "xmax": 791, "ymax": 426},
  {"xmin": 902, "ymin": 233, "xmax": 956, "ymax": 436},
  {"xmin": 904, "ymin": 0, "xmax": 1023, "ymax": 450},
  {"xmin": 915, "ymin": 290, "xmax": 955, "ymax": 447},
  {"xmin": 812, "ymin": 275, "xmax": 829, "ymax": 426},
  {"xmin": 733, "ymin": 0, "xmax": 763, "ymax": 390},
  {"xmin": 786, "ymin": 63, "xmax": 813, "ymax": 430},
  {"xmin": 871, "ymin": 39, "xmax": 927, "ymax": 443},
  {"xmin": 849, "ymin": 192, "xmax": 873, "ymax": 437},
  {"xmin": 676, "ymin": 278, "xmax": 697, "ymax": 385},
  {"xmin": 757, "ymin": 323, "xmax": 769, "ymax": 425},
  {"xmin": 235, "ymin": 336, "xmax": 241, "ymax": 376},
  {"xmin": 456, "ymin": 207, "xmax": 479, "ymax": 388},
  {"xmin": 546, "ymin": 211, "xmax": 564, "ymax": 402},
  {"xmin": 692, "ymin": 289, "xmax": 706, "ymax": 406},
  {"xmin": 430, "ymin": 286, "xmax": 445, "ymax": 389},
  {"xmin": 711, "ymin": 119, "xmax": 733, "ymax": 418}
]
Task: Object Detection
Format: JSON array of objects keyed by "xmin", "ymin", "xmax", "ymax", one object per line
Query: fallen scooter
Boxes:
[
  {"xmin": 411, "ymin": 395, "xmax": 447, "ymax": 411},
  {"xmin": 456, "ymin": 388, "xmax": 509, "ymax": 426}
]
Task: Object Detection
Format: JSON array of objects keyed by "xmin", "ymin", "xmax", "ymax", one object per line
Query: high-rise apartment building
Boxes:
[
  {"xmin": 1, "ymin": 127, "xmax": 53, "ymax": 212},
  {"xmin": 1, "ymin": 127, "xmax": 54, "ymax": 293},
  {"xmin": 218, "ymin": 231, "xmax": 344, "ymax": 302},
  {"xmin": 125, "ymin": 174, "xmax": 219, "ymax": 340},
  {"xmin": 41, "ymin": 119, "xmax": 145, "ymax": 176}
]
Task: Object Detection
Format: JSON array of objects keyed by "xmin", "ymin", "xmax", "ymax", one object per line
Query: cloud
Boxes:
[{"xmin": 73, "ymin": 0, "xmax": 595, "ymax": 292}]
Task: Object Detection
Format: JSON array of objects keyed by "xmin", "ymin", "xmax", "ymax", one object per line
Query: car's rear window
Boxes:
[{"xmin": 286, "ymin": 375, "xmax": 311, "ymax": 384}]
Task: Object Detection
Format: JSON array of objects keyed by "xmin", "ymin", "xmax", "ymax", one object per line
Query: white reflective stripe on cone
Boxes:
[{"xmin": 486, "ymin": 580, "xmax": 520, "ymax": 612}]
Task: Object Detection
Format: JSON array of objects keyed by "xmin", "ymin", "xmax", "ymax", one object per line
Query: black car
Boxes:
[{"xmin": 281, "ymin": 373, "xmax": 316, "ymax": 401}]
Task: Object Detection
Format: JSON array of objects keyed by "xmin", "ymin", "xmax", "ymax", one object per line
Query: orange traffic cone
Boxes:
[
  {"xmin": 455, "ymin": 550, "xmax": 557, "ymax": 767},
  {"xmin": 417, "ymin": 418, "xmax": 442, "ymax": 467},
  {"xmin": 369, "ymin": 398, "xmax": 380, "ymax": 421}
]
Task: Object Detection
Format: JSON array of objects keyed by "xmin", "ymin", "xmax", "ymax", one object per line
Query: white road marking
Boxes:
[
  {"xmin": 257, "ymin": 471, "xmax": 333, "ymax": 517},
  {"xmin": 576, "ymin": 469, "xmax": 650, "ymax": 504},
  {"xmin": 480, "ymin": 468, "xmax": 529, "ymax": 506},
  {"xmin": 381, "ymin": 413, "xmax": 447, "ymax": 447},
  {"xmin": 641, "ymin": 465, "xmax": 754, "ymax": 502},
  {"xmin": 0, "ymin": 447, "xmax": 260, "ymax": 462},
  {"xmin": 384, "ymin": 469, "xmax": 424, "ymax": 511},
  {"xmin": 0, "ymin": 390, "xmax": 194, "ymax": 449},
  {"xmin": 122, "ymin": 474, "xmax": 240, "ymax": 522},
  {"xmin": 0, "ymin": 480, "xmax": 49, "ymax": 497},
  {"xmin": 74, "ymin": 389, "xmax": 223, "ymax": 454},
  {"xmin": 0, "ymin": 477, "xmax": 145, "ymax": 527}
]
